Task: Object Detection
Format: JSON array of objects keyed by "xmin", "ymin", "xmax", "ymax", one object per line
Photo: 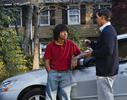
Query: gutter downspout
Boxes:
[{"xmin": 31, "ymin": 19, "xmax": 34, "ymax": 55}]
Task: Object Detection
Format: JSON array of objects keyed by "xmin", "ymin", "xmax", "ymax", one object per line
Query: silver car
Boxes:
[{"xmin": 0, "ymin": 34, "xmax": 127, "ymax": 100}]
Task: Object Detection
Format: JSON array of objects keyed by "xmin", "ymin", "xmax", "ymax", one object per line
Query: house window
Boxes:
[
  {"xmin": 99, "ymin": 3, "xmax": 112, "ymax": 9},
  {"xmin": 68, "ymin": 5, "xmax": 80, "ymax": 25},
  {"xmin": 9, "ymin": 8, "xmax": 22, "ymax": 27},
  {"xmin": 93, "ymin": 3, "xmax": 112, "ymax": 24},
  {"xmin": 40, "ymin": 7, "xmax": 50, "ymax": 26}
]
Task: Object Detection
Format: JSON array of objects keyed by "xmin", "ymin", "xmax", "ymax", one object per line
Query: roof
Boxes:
[
  {"xmin": 0, "ymin": 0, "xmax": 28, "ymax": 3},
  {"xmin": 0, "ymin": 0, "xmax": 29, "ymax": 6},
  {"xmin": 0, "ymin": 0, "xmax": 111, "ymax": 5}
]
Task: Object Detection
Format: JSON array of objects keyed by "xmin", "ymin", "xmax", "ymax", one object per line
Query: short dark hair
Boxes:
[
  {"xmin": 53, "ymin": 24, "xmax": 68, "ymax": 40},
  {"xmin": 96, "ymin": 8, "xmax": 111, "ymax": 21}
]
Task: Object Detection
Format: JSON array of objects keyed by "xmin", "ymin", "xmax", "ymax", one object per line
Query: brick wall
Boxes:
[{"xmin": 17, "ymin": 4, "xmax": 100, "ymax": 38}]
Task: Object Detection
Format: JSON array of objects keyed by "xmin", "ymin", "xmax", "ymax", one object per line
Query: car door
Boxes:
[
  {"xmin": 70, "ymin": 36, "xmax": 127, "ymax": 100},
  {"xmin": 113, "ymin": 37, "xmax": 127, "ymax": 100},
  {"xmin": 71, "ymin": 67, "xmax": 98, "ymax": 100}
]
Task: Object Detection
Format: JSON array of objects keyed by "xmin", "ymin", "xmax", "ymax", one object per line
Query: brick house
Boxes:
[{"xmin": 1, "ymin": 0, "xmax": 112, "ymax": 57}]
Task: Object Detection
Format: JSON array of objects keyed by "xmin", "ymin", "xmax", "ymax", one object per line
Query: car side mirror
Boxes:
[{"xmin": 75, "ymin": 57, "xmax": 96, "ymax": 69}]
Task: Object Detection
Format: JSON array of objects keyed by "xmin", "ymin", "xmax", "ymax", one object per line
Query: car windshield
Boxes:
[{"xmin": 118, "ymin": 38, "xmax": 127, "ymax": 61}]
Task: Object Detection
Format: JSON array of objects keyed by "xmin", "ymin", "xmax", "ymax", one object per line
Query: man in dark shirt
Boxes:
[{"xmin": 84, "ymin": 8, "xmax": 119, "ymax": 100}]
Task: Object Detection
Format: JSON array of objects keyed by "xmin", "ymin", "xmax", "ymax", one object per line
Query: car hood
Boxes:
[
  {"xmin": 2, "ymin": 68, "xmax": 47, "ymax": 86},
  {"xmin": 2, "ymin": 62, "xmax": 127, "ymax": 91}
]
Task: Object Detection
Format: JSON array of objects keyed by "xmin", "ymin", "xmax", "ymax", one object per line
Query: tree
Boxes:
[
  {"xmin": 110, "ymin": 0, "xmax": 127, "ymax": 34},
  {"xmin": 23, "ymin": 4, "xmax": 34, "ymax": 52},
  {"xmin": 33, "ymin": 6, "xmax": 40, "ymax": 70}
]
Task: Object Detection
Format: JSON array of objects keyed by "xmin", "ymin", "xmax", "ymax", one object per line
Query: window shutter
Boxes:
[
  {"xmin": 62, "ymin": 6, "xmax": 68, "ymax": 25},
  {"xmin": 22, "ymin": 6, "xmax": 27, "ymax": 26},
  {"xmin": 80, "ymin": 5, "xmax": 86, "ymax": 24},
  {"xmin": 50, "ymin": 6, "xmax": 55, "ymax": 25},
  {"xmin": 93, "ymin": 5, "xmax": 98, "ymax": 24}
]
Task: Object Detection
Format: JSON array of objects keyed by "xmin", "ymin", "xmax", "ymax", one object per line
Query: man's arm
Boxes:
[
  {"xmin": 92, "ymin": 31, "xmax": 115, "ymax": 58},
  {"xmin": 71, "ymin": 53, "xmax": 87, "ymax": 69},
  {"xmin": 84, "ymin": 39, "xmax": 97, "ymax": 50},
  {"xmin": 44, "ymin": 59, "xmax": 51, "ymax": 73},
  {"xmin": 73, "ymin": 53, "xmax": 87, "ymax": 60},
  {"xmin": 90, "ymin": 41, "xmax": 97, "ymax": 50}
]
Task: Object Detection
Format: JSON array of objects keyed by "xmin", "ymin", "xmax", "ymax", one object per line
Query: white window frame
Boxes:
[
  {"xmin": 68, "ymin": 5, "xmax": 80, "ymax": 25},
  {"xmin": 40, "ymin": 43, "xmax": 47, "ymax": 59},
  {"xmin": 45, "ymin": 0, "xmax": 63, "ymax": 3},
  {"xmin": 38, "ymin": 0, "xmax": 69, "ymax": 3},
  {"xmin": 40, "ymin": 7, "xmax": 50, "ymax": 26},
  {"xmin": 9, "ymin": 8, "xmax": 22, "ymax": 27},
  {"xmin": 99, "ymin": 3, "xmax": 112, "ymax": 9}
]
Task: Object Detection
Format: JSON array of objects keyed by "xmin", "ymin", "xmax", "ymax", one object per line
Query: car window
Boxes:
[{"xmin": 118, "ymin": 38, "xmax": 127, "ymax": 60}]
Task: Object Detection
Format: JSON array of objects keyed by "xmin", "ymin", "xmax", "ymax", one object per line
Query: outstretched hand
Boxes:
[
  {"xmin": 84, "ymin": 39, "xmax": 91, "ymax": 47},
  {"xmin": 85, "ymin": 47, "xmax": 93, "ymax": 58}
]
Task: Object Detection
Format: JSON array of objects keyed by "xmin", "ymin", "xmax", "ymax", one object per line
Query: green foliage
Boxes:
[
  {"xmin": 67, "ymin": 25, "xmax": 86, "ymax": 51},
  {"xmin": 39, "ymin": 58, "xmax": 45, "ymax": 68},
  {"xmin": 0, "ymin": 1, "xmax": 20, "ymax": 29},
  {"xmin": 0, "ymin": 57, "xmax": 6, "ymax": 82},
  {"xmin": 0, "ymin": 2, "xmax": 23, "ymax": 82},
  {"xmin": 24, "ymin": 53, "xmax": 33, "ymax": 70},
  {"xmin": 0, "ymin": 29, "xmax": 25, "ymax": 77},
  {"xmin": 68, "ymin": 25, "xmax": 80, "ymax": 41}
]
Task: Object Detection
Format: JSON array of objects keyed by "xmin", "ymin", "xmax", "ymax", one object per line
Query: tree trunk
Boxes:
[
  {"xmin": 23, "ymin": 4, "xmax": 33, "ymax": 52},
  {"xmin": 33, "ymin": 6, "xmax": 40, "ymax": 70}
]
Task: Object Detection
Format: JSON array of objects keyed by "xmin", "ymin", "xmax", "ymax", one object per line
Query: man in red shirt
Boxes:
[{"xmin": 44, "ymin": 24, "xmax": 86, "ymax": 100}]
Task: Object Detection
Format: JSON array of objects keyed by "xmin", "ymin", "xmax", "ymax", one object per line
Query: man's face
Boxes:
[
  {"xmin": 59, "ymin": 30, "xmax": 68, "ymax": 40},
  {"xmin": 96, "ymin": 13, "xmax": 103, "ymax": 27}
]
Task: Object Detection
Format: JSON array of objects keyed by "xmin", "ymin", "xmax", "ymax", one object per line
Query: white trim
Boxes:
[
  {"xmin": 40, "ymin": 43, "xmax": 47, "ymax": 59},
  {"xmin": 68, "ymin": 5, "xmax": 80, "ymax": 25},
  {"xmin": 27, "ymin": 44, "xmax": 31, "ymax": 55},
  {"xmin": 30, "ymin": 19, "xmax": 33, "ymax": 54},
  {"xmin": 99, "ymin": 3, "xmax": 112, "ymax": 9},
  {"xmin": 9, "ymin": 8, "xmax": 22, "ymax": 27},
  {"xmin": 38, "ymin": 0, "xmax": 69, "ymax": 3},
  {"xmin": 71, "ymin": 95, "xmax": 97, "ymax": 99},
  {"xmin": 30, "ymin": 20, "xmax": 33, "ymax": 40},
  {"xmin": 40, "ymin": 6, "xmax": 50, "ymax": 26},
  {"xmin": 71, "ymin": 93, "xmax": 127, "ymax": 99},
  {"xmin": 32, "ymin": 40, "xmax": 34, "ymax": 55}
]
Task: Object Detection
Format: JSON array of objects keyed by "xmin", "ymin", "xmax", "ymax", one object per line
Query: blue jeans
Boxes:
[{"xmin": 46, "ymin": 69, "xmax": 72, "ymax": 100}]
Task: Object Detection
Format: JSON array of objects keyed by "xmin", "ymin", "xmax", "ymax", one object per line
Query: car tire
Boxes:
[{"xmin": 22, "ymin": 88, "xmax": 45, "ymax": 100}]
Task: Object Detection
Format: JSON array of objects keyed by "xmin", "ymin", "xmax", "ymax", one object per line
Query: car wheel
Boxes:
[{"xmin": 22, "ymin": 88, "xmax": 45, "ymax": 100}]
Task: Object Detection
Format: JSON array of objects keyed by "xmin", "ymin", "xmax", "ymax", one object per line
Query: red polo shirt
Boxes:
[{"xmin": 44, "ymin": 39, "xmax": 81, "ymax": 70}]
